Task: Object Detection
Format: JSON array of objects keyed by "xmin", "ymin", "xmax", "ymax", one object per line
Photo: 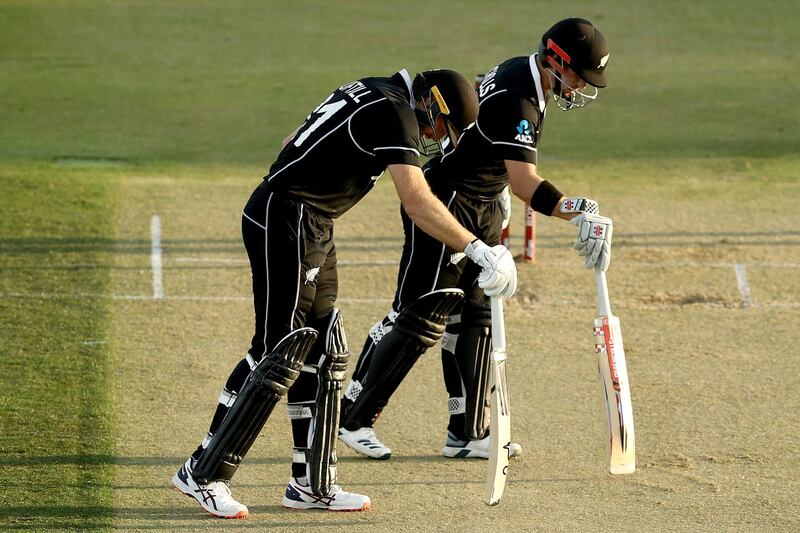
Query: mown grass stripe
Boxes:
[{"xmin": 0, "ymin": 168, "xmax": 117, "ymax": 531}]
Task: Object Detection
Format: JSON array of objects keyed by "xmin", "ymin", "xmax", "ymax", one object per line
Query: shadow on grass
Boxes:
[
  {"xmin": 0, "ymin": 453, "xmax": 459, "ymax": 468},
  {"xmin": 0, "ymin": 505, "xmax": 368, "ymax": 530},
  {"xmin": 0, "ymin": 454, "xmax": 283, "ymax": 467}
]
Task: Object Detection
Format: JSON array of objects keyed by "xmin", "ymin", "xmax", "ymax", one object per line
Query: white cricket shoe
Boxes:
[
  {"xmin": 442, "ymin": 431, "xmax": 523, "ymax": 459},
  {"xmin": 338, "ymin": 427, "xmax": 392, "ymax": 460},
  {"xmin": 171, "ymin": 458, "xmax": 249, "ymax": 519},
  {"xmin": 281, "ymin": 477, "xmax": 371, "ymax": 511}
]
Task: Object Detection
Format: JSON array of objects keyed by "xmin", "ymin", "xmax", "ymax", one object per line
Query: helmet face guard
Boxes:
[
  {"xmin": 543, "ymin": 38, "xmax": 599, "ymax": 111},
  {"xmin": 413, "ymin": 76, "xmax": 453, "ymax": 155}
]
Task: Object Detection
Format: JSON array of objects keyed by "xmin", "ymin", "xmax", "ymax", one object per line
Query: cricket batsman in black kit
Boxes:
[
  {"xmin": 340, "ymin": 18, "xmax": 615, "ymax": 460},
  {"xmin": 171, "ymin": 68, "xmax": 517, "ymax": 517}
]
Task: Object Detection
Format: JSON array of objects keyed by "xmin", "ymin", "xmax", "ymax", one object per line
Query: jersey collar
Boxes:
[
  {"xmin": 529, "ymin": 53, "xmax": 547, "ymax": 114},
  {"xmin": 398, "ymin": 68, "xmax": 414, "ymax": 108}
]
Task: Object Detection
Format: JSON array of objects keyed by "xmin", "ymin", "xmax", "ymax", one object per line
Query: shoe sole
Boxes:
[
  {"xmin": 281, "ymin": 498, "xmax": 371, "ymax": 512},
  {"xmin": 442, "ymin": 447, "xmax": 488, "ymax": 459},
  {"xmin": 171, "ymin": 475, "xmax": 249, "ymax": 519},
  {"xmin": 441, "ymin": 442, "xmax": 523, "ymax": 460},
  {"xmin": 339, "ymin": 437, "xmax": 391, "ymax": 460}
]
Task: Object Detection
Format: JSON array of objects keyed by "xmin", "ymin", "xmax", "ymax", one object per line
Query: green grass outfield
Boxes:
[{"xmin": 1, "ymin": 1, "xmax": 799, "ymax": 531}]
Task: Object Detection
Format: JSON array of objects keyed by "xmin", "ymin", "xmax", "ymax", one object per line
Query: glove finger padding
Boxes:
[
  {"xmin": 597, "ymin": 240, "xmax": 611, "ymax": 272},
  {"xmin": 499, "ymin": 186, "xmax": 512, "ymax": 231},
  {"xmin": 503, "ymin": 262, "xmax": 518, "ymax": 298},
  {"xmin": 572, "ymin": 214, "xmax": 613, "ymax": 271}
]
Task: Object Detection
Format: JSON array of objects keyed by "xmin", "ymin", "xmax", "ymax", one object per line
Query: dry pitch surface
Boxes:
[{"xmin": 103, "ymin": 161, "xmax": 800, "ymax": 531}]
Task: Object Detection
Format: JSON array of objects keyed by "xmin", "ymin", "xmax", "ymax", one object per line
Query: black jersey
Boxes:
[
  {"xmin": 427, "ymin": 54, "xmax": 547, "ymax": 201},
  {"xmin": 262, "ymin": 70, "xmax": 421, "ymax": 218}
]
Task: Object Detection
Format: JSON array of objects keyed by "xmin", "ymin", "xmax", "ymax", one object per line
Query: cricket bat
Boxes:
[
  {"xmin": 593, "ymin": 269, "xmax": 636, "ymax": 474},
  {"xmin": 485, "ymin": 295, "xmax": 512, "ymax": 505}
]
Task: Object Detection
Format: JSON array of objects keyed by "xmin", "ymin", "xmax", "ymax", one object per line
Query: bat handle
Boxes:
[
  {"xmin": 595, "ymin": 268, "xmax": 612, "ymax": 317},
  {"xmin": 490, "ymin": 296, "xmax": 506, "ymax": 353}
]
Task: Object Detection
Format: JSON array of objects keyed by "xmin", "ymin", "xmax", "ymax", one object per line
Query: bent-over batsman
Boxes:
[{"xmin": 170, "ymin": 67, "xmax": 517, "ymax": 518}]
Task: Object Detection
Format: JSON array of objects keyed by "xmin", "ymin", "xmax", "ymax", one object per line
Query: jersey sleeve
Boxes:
[
  {"xmin": 351, "ymin": 102, "xmax": 421, "ymax": 167},
  {"xmin": 474, "ymin": 94, "xmax": 540, "ymax": 164}
]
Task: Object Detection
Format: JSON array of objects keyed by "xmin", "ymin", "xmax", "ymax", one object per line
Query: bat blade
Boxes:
[
  {"xmin": 594, "ymin": 314, "xmax": 635, "ymax": 474},
  {"xmin": 485, "ymin": 296, "xmax": 511, "ymax": 505}
]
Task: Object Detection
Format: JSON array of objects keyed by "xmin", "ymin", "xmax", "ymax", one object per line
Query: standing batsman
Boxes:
[
  {"xmin": 170, "ymin": 68, "xmax": 517, "ymax": 518},
  {"xmin": 340, "ymin": 18, "xmax": 614, "ymax": 459}
]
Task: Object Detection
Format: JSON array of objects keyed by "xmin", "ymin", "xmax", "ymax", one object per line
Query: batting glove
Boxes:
[
  {"xmin": 465, "ymin": 239, "xmax": 517, "ymax": 298},
  {"xmin": 572, "ymin": 213, "xmax": 613, "ymax": 272},
  {"xmin": 499, "ymin": 186, "xmax": 512, "ymax": 230},
  {"xmin": 560, "ymin": 197, "xmax": 599, "ymax": 215}
]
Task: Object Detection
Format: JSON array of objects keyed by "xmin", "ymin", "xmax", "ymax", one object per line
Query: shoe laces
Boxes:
[{"xmin": 205, "ymin": 481, "xmax": 236, "ymax": 502}]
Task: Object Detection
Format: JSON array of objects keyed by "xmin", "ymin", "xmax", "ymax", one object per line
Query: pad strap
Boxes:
[{"xmin": 192, "ymin": 328, "xmax": 318, "ymax": 484}]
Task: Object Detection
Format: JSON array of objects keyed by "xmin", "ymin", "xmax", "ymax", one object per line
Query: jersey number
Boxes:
[{"xmin": 293, "ymin": 97, "xmax": 347, "ymax": 147}]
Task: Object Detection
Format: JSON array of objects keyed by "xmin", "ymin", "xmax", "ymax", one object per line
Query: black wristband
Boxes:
[{"xmin": 530, "ymin": 180, "xmax": 563, "ymax": 216}]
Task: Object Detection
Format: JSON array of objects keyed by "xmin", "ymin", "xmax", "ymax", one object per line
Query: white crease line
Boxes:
[
  {"xmin": 0, "ymin": 292, "xmax": 390, "ymax": 304},
  {"xmin": 150, "ymin": 215, "xmax": 164, "ymax": 299},
  {"xmin": 734, "ymin": 263, "xmax": 753, "ymax": 308},
  {"xmin": 3, "ymin": 291, "xmax": 800, "ymax": 309},
  {"xmin": 172, "ymin": 257, "xmax": 400, "ymax": 266},
  {"xmin": 170, "ymin": 256, "xmax": 800, "ymax": 269}
]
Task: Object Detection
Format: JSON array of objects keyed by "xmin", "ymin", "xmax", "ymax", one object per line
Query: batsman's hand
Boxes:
[
  {"xmin": 572, "ymin": 213, "xmax": 613, "ymax": 271},
  {"xmin": 465, "ymin": 239, "xmax": 517, "ymax": 298}
]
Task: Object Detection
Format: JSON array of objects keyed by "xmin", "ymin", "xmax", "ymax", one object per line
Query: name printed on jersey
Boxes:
[
  {"xmin": 340, "ymin": 81, "xmax": 372, "ymax": 103},
  {"xmin": 478, "ymin": 66, "xmax": 499, "ymax": 97}
]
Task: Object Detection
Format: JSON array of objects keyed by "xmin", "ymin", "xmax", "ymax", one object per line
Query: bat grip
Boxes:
[
  {"xmin": 595, "ymin": 269, "xmax": 612, "ymax": 317},
  {"xmin": 490, "ymin": 296, "xmax": 506, "ymax": 353}
]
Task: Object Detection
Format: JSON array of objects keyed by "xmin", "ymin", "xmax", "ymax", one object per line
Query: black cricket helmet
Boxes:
[
  {"xmin": 538, "ymin": 17, "xmax": 609, "ymax": 110},
  {"xmin": 412, "ymin": 69, "xmax": 479, "ymax": 155}
]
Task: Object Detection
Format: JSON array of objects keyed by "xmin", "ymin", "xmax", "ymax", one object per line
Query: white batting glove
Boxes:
[
  {"xmin": 464, "ymin": 239, "xmax": 517, "ymax": 298},
  {"xmin": 572, "ymin": 213, "xmax": 613, "ymax": 272},
  {"xmin": 499, "ymin": 186, "xmax": 512, "ymax": 230}
]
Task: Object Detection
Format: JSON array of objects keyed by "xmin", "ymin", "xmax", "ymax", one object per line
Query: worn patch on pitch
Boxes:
[{"xmin": 638, "ymin": 291, "xmax": 739, "ymax": 308}]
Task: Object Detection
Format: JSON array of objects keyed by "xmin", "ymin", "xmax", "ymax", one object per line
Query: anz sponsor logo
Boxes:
[{"xmin": 514, "ymin": 119, "xmax": 534, "ymax": 144}]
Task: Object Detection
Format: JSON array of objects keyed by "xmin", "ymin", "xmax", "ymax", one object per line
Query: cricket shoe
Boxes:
[
  {"xmin": 338, "ymin": 427, "xmax": 392, "ymax": 460},
  {"xmin": 171, "ymin": 458, "xmax": 249, "ymax": 519},
  {"xmin": 281, "ymin": 477, "xmax": 371, "ymax": 511},
  {"xmin": 441, "ymin": 431, "xmax": 523, "ymax": 459}
]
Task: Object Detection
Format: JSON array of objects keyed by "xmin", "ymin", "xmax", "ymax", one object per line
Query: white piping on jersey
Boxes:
[
  {"xmin": 348, "ymin": 120, "xmax": 373, "ymax": 156},
  {"xmin": 242, "ymin": 210, "xmax": 266, "ymax": 230},
  {"xmin": 440, "ymin": 143, "xmax": 458, "ymax": 163},
  {"xmin": 261, "ymin": 192, "xmax": 274, "ymax": 359},
  {"xmin": 493, "ymin": 140, "xmax": 537, "ymax": 152},
  {"xmin": 290, "ymin": 203, "xmax": 304, "ymax": 328},
  {"xmin": 430, "ymin": 191, "xmax": 458, "ymax": 289},
  {"xmin": 266, "ymin": 98, "xmax": 388, "ymax": 184},
  {"xmin": 529, "ymin": 53, "xmax": 547, "ymax": 114},
  {"xmin": 398, "ymin": 190, "xmax": 456, "ymax": 309},
  {"xmin": 478, "ymin": 88, "xmax": 508, "ymax": 106},
  {"xmin": 397, "ymin": 216, "xmax": 417, "ymax": 310},
  {"xmin": 398, "ymin": 68, "xmax": 414, "ymax": 107},
  {"xmin": 374, "ymin": 146, "xmax": 420, "ymax": 156}
]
